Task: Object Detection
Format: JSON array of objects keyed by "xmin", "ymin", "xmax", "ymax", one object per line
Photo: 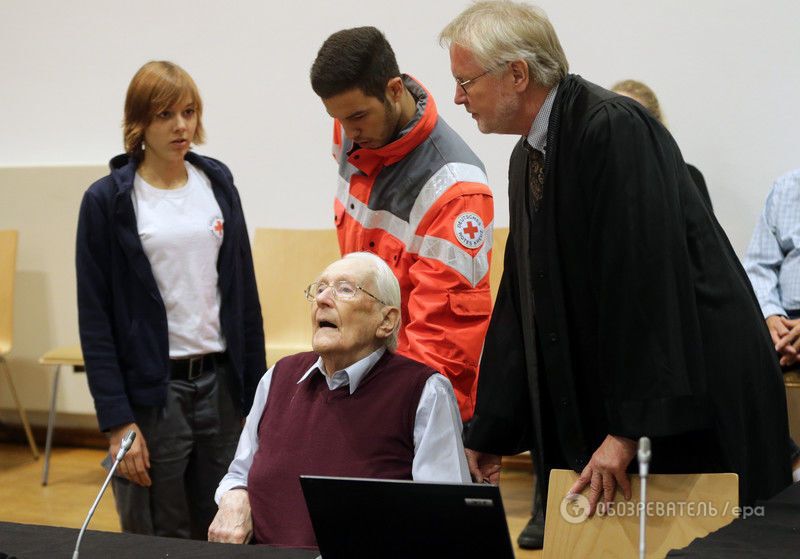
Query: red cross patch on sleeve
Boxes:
[{"xmin": 454, "ymin": 212, "xmax": 485, "ymax": 249}]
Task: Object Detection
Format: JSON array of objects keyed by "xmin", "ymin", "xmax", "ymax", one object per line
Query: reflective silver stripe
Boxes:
[
  {"xmin": 336, "ymin": 176, "xmax": 410, "ymax": 242},
  {"xmin": 408, "ymin": 163, "xmax": 489, "ymax": 235},
  {"xmin": 418, "ymin": 222, "xmax": 493, "ymax": 287},
  {"xmin": 337, "ymin": 172, "xmax": 492, "ymax": 286},
  {"xmin": 339, "ymin": 162, "xmax": 488, "ymax": 245},
  {"xmin": 336, "ymin": 174, "xmax": 350, "ymax": 208}
]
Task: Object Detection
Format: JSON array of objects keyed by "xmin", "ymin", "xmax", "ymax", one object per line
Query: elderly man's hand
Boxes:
[
  {"xmin": 208, "ymin": 489, "xmax": 253, "ymax": 544},
  {"xmin": 567, "ymin": 435, "xmax": 637, "ymax": 516},
  {"xmin": 465, "ymin": 448, "xmax": 502, "ymax": 484},
  {"xmin": 109, "ymin": 422, "xmax": 151, "ymax": 487}
]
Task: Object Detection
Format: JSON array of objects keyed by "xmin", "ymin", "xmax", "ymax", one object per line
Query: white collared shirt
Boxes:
[{"xmin": 215, "ymin": 348, "xmax": 471, "ymax": 502}]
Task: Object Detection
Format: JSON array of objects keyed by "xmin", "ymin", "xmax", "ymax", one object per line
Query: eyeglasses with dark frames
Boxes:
[{"xmin": 304, "ymin": 280, "xmax": 388, "ymax": 306}]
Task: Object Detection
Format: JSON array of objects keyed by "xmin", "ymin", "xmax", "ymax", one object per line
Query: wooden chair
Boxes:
[
  {"xmin": 785, "ymin": 371, "xmax": 800, "ymax": 444},
  {"xmin": 252, "ymin": 229, "xmax": 341, "ymax": 367},
  {"xmin": 490, "ymin": 226, "xmax": 509, "ymax": 303},
  {"xmin": 543, "ymin": 468, "xmax": 738, "ymax": 558},
  {"xmin": 0, "ymin": 230, "xmax": 39, "ymax": 459},
  {"xmin": 38, "ymin": 344, "xmax": 84, "ymax": 485}
]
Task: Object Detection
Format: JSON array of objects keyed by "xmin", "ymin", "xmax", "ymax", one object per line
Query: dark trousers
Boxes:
[{"xmin": 109, "ymin": 357, "xmax": 241, "ymax": 539}]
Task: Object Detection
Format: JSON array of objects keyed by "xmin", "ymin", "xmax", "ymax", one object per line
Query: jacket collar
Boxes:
[
  {"xmin": 107, "ymin": 151, "xmax": 225, "ymax": 195},
  {"xmin": 346, "ymin": 75, "xmax": 438, "ymax": 175}
]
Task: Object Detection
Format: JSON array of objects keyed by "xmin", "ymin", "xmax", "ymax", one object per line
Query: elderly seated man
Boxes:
[{"xmin": 208, "ymin": 252, "xmax": 470, "ymax": 548}]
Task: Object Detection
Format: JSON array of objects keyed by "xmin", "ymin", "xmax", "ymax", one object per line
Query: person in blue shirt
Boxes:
[{"xmin": 744, "ymin": 168, "xmax": 800, "ymax": 482}]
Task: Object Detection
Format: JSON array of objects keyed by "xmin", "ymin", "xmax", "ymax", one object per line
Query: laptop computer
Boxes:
[{"xmin": 299, "ymin": 476, "xmax": 515, "ymax": 559}]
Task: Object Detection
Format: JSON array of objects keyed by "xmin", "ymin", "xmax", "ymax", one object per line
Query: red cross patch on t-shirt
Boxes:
[{"xmin": 209, "ymin": 216, "xmax": 224, "ymax": 241}]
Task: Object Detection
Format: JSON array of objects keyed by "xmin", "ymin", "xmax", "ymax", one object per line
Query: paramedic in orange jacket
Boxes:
[{"xmin": 310, "ymin": 26, "xmax": 493, "ymax": 421}]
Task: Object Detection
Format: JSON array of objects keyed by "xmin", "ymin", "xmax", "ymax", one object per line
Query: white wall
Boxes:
[
  {"xmin": 1, "ymin": 0, "xmax": 799, "ymax": 422},
  {"xmin": 3, "ymin": 0, "xmax": 798, "ymax": 251}
]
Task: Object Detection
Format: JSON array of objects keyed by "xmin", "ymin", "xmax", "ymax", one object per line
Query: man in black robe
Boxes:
[{"xmin": 440, "ymin": 0, "xmax": 791, "ymax": 524}]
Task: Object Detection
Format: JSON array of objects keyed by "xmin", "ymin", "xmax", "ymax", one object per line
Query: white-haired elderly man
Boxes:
[{"xmin": 208, "ymin": 252, "xmax": 470, "ymax": 548}]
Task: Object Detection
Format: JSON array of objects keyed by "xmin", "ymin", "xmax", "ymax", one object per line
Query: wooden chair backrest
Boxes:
[
  {"xmin": 0, "ymin": 230, "xmax": 18, "ymax": 354},
  {"xmin": 252, "ymin": 228, "xmax": 340, "ymax": 365},
  {"xmin": 490, "ymin": 227, "xmax": 509, "ymax": 303},
  {"xmin": 543, "ymin": 468, "xmax": 739, "ymax": 558},
  {"xmin": 785, "ymin": 371, "xmax": 800, "ymax": 443}
]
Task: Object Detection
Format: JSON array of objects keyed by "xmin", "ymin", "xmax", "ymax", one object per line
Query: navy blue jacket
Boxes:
[{"xmin": 76, "ymin": 152, "xmax": 265, "ymax": 431}]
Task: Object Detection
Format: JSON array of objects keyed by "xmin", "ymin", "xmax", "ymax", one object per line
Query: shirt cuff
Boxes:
[
  {"xmin": 214, "ymin": 478, "xmax": 248, "ymax": 505},
  {"xmin": 762, "ymin": 304, "xmax": 787, "ymax": 319}
]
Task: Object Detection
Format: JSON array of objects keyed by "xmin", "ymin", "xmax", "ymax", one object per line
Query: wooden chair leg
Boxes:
[{"xmin": 0, "ymin": 356, "xmax": 39, "ymax": 459}]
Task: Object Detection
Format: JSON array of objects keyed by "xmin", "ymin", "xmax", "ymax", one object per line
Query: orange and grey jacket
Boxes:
[{"xmin": 332, "ymin": 76, "xmax": 493, "ymax": 421}]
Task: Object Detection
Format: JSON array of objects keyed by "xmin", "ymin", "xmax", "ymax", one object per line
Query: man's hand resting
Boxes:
[{"xmin": 208, "ymin": 489, "xmax": 253, "ymax": 544}]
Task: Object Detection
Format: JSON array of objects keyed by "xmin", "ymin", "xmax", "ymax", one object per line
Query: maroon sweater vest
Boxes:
[{"xmin": 248, "ymin": 350, "xmax": 435, "ymax": 547}]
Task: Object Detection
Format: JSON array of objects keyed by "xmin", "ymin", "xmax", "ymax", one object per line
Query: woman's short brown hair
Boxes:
[{"xmin": 123, "ymin": 61, "xmax": 205, "ymax": 156}]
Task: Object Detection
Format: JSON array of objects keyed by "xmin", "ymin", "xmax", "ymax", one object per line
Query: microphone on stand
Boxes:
[
  {"xmin": 637, "ymin": 436, "xmax": 652, "ymax": 559},
  {"xmin": 72, "ymin": 430, "xmax": 136, "ymax": 559}
]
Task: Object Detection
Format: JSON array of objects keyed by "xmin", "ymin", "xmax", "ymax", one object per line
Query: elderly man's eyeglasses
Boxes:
[
  {"xmin": 456, "ymin": 69, "xmax": 491, "ymax": 95},
  {"xmin": 304, "ymin": 280, "xmax": 388, "ymax": 306}
]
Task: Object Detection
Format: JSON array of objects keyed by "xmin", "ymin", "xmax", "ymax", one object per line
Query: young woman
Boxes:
[{"xmin": 76, "ymin": 61, "xmax": 265, "ymax": 539}]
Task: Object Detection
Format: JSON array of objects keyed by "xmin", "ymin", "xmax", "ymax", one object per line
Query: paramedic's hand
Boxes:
[{"xmin": 465, "ymin": 448, "xmax": 502, "ymax": 484}]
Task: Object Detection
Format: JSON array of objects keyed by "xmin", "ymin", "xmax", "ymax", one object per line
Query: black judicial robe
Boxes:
[
  {"xmin": 466, "ymin": 75, "xmax": 791, "ymax": 507},
  {"xmin": 687, "ymin": 164, "xmax": 713, "ymax": 212}
]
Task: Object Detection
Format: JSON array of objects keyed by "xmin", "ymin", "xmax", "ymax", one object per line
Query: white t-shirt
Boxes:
[{"xmin": 132, "ymin": 161, "xmax": 226, "ymax": 357}]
